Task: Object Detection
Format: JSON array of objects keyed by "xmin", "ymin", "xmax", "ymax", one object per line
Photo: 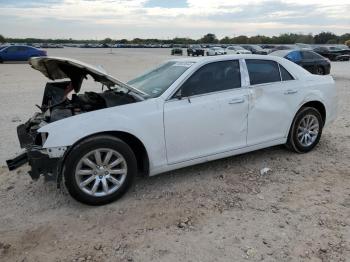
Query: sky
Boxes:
[{"xmin": 0, "ymin": 0, "xmax": 349, "ymax": 39}]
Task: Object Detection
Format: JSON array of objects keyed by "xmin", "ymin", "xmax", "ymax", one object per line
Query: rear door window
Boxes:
[{"xmin": 246, "ymin": 59, "xmax": 281, "ymax": 85}]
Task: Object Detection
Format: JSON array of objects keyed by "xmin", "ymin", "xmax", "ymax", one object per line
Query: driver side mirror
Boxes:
[
  {"xmin": 173, "ymin": 86, "xmax": 191, "ymax": 103},
  {"xmin": 174, "ymin": 89, "xmax": 183, "ymax": 100}
]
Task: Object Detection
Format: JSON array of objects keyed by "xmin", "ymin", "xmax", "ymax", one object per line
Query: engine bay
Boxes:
[
  {"xmin": 20, "ymin": 80, "xmax": 139, "ymax": 148},
  {"xmin": 41, "ymin": 81, "xmax": 138, "ymax": 122}
]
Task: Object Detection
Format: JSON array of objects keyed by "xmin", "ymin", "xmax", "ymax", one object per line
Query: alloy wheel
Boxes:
[
  {"xmin": 297, "ymin": 114, "xmax": 319, "ymax": 147},
  {"xmin": 75, "ymin": 149, "xmax": 127, "ymax": 197}
]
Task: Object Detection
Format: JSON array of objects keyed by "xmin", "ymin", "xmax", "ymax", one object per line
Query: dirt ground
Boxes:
[{"xmin": 0, "ymin": 49, "xmax": 349, "ymax": 262}]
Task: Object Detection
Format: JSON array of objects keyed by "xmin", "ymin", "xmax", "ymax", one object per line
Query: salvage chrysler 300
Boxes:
[{"xmin": 7, "ymin": 55, "xmax": 337, "ymax": 205}]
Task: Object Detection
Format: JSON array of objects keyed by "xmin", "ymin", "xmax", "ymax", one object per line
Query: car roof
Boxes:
[{"xmin": 169, "ymin": 54, "xmax": 284, "ymax": 64}]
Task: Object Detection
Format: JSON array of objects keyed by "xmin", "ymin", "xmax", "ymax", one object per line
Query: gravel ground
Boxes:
[{"xmin": 0, "ymin": 49, "xmax": 349, "ymax": 262}]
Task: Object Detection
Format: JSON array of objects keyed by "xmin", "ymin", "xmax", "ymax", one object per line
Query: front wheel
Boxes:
[
  {"xmin": 286, "ymin": 107, "xmax": 323, "ymax": 153},
  {"xmin": 63, "ymin": 135, "xmax": 137, "ymax": 205}
]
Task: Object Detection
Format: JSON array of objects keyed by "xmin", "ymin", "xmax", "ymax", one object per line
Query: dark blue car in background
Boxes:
[
  {"xmin": 270, "ymin": 49, "xmax": 331, "ymax": 75},
  {"xmin": 0, "ymin": 45, "xmax": 47, "ymax": 63}
]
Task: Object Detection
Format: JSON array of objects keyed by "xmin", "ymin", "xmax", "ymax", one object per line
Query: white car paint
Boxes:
[
  {"xmin": 206, "ymin": 47, "xmax": 226, "ymax": 56},
  {"xmin": 38, "ymin": 55, "xmax": 337, "ymax": 176},
  {"xmin": 225, "ymin": 46, "xmax": 252, "ymax": 55}
]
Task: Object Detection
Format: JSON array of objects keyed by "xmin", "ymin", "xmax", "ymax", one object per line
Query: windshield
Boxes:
[{"xmin": 127, "ymin": 61, "xmax": 194, "ymax": 98}]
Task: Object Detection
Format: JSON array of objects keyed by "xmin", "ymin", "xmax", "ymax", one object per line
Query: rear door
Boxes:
[
  {"xmin": 246, "ymin": 59, "xmax": 303, "ymax": 145},
  {"xmin": 163, "ymin": 60, "xmax": 249, "ymax": 164}
]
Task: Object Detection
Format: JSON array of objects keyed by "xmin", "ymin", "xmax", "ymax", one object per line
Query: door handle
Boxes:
[
  {"xmin": 228, "ymin": 97, "xmax": 245, "ymax": 104},
  {"xmin": 284, "ymin": 89, "xmax": 298, "ymax": 95}
]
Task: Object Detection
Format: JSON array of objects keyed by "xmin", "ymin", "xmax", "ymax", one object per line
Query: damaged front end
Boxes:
[
  {"xmin": 6, "ymin": 56, "xmax": 146, "ymax": 184},
  {"xmin": 6, "ymin": 108, "xmax": 68, "ymax": 181}
]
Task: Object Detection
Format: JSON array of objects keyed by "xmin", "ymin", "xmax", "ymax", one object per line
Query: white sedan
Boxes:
[
  {"xmin": 7, "ymin": 55, "xmax": 337, "ymax": 205},
  {"xmin": 225, "ymin": 45, "xmax": 252, "ymax": 54},
  {"xmin": 206, "ymin": 47, "xmax": 226, "ymax": 56}
]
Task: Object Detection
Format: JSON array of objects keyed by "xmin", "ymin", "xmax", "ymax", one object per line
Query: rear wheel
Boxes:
[
  {"xmin": 64, "ymin": 135, "xmax": 137, "ymax": 205},
  {"xmin": 286, "ymin": 107, "xmax": 323, "ymax": 153},
  {"xmin": 0, "ymin": 57, "xmax": 3, "ymax": 63}
]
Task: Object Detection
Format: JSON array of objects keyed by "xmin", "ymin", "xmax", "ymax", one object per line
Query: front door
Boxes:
[{"xmin": 163, "ymin": 60, "xmax": 249, "ymax": 164}]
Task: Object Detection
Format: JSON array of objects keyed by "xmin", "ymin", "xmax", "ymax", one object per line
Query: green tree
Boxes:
[
  {"xmin": 200, "ymin": 33, "xmax": 218, "ymax": 44},
  {"xmin": 314, "ymin": 32, "xmax": 338, "ymax": 44},
  {"xmin": 248, "ymin": 35, "xmax": 263, "ymax": 44},
  {"xmin": 101, "ymin": 38, "xmax": 113, "ymax": 44},
  {"xmin": 119, "ymin": 39, "xmax": 128, "ymax": 44},
  {"xmin": 339, "ymin": 33, "xmax": 350, "ymax": 44},
  {"xmin": 0, "ymin": 34, "xmax": 5, "ymax": 43},
  {"xmin": 220, "ymin": 36, "xmax": 232, "ymax": 44},
  {"xmin": 232, "ymin": 35, "xmax": 248, "ymax": 44},
  {"xmin": 295, "ymin": 34, "xmax": 314, "ymax": 44}
]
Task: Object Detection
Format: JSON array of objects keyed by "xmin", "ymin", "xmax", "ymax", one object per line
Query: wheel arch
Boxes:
[
  {"xmin": 286, "ymin": 100, "xmax": 326, "ymax": 139},
  {"xmin": 300, "ymin": 100, "xmax": 326, "ymax": 124},
  {"xmin": 60, "ymin": 131, "xmax": 150, "ymax": 180}
]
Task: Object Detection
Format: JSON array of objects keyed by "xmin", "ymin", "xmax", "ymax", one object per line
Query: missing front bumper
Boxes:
[
  {"xmin": 6, "ymin": 152, "xmax": 28, "ymax": 171},
  {"xmin": 6, "ymin": 149, "xmax": 61, "ymax": 181}
]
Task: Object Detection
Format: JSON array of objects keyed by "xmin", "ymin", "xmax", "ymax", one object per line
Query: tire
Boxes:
[
  {"xmin": 0, "ymin": 57, "xmax": 3, "ymax": 63},
  {"xmin": 316, "ymin": 66, "xmax": 325, "ymax": 75},
  {"xmin": 286, "ymin": 107, "xmax": 323, "ymax": 153},
  {"xmin": 63, "ymin": 135, "xmax": 137, "ymax": 205}
]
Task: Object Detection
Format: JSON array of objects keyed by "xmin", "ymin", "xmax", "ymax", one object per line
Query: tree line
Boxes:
[{"xmin": 1, "ymin": 32, "xmax": 349, "ymax": 45}]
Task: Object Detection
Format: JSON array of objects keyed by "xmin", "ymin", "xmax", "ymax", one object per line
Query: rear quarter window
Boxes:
[{"xmin": 279, "ymin": 64, "xmax": 294, "ymax": 81}]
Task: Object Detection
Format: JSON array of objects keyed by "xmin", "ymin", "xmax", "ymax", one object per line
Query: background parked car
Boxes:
[
  {"xmin": 171, "ymin": 48, "xmax": 183, "ymax": 56},
  {"xmin": 206, "ymin": 47, "xmax": 226, "ymax": 56},
  {"xmin": 313, "ymin": 46, "xmax": 350, "ymax": 61},
  {"xmin": 225, "ymin": 45, "xmax": 251, "ymax": 54},
  {"xmin": 270, "ymin": 49, "xmax": 330, "ymax": 75},
  {"xmin": 241, "ymin": 45, "xmax": 268, "ymax": 55},
  {"xmin": 295, "ymin": 43, "xmax": 313, "ymax": 50},
  {"xmin": 268, "ymin": 45, "xmax": 295, "ymax": 53},
  {"xmin": 0, "ymin": 45, "xmax": 47, "ymax": 63},
  {"xmin": 187, "ymin": 45, "xmax": 205, "ymax": 56}
]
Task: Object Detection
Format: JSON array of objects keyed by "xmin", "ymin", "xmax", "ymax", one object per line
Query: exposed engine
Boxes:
[{"xmin": 19, "ymin": 81, "xmax": 138, "ymax": 148}]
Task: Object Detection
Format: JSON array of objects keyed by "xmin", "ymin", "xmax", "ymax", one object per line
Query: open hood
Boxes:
[{"xmin": 29, "ymin": 56, "xmax": 148, "ymax": 97}]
